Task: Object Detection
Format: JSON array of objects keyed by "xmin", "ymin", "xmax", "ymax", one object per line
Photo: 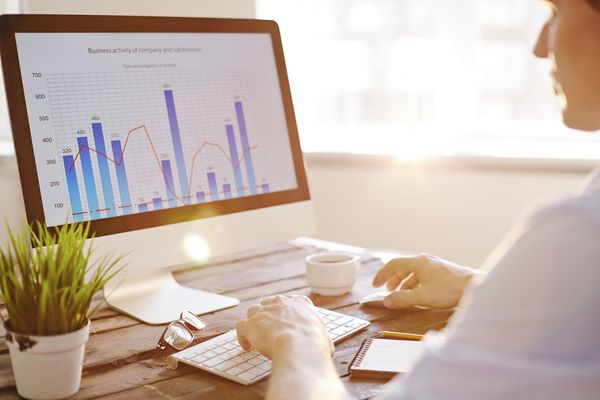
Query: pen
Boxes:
[{"xmin": 376, "ymin": 331, "xmax": 424, "ymax": 341}]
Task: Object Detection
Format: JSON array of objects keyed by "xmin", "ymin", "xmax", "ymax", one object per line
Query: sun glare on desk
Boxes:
[{"xmin": 183, "ymin": 233, "xmax": 211, "ymax": 262}]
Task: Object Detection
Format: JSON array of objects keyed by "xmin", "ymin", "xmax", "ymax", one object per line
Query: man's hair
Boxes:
[{"xmin": 589, "ymin": 0, "xmax": 600, "ymax": 9}]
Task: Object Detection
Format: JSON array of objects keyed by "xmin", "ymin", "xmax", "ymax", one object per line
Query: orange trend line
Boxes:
[{"xmin": 67, "ymin": 124, "xmax": 258, "ymax": 206}]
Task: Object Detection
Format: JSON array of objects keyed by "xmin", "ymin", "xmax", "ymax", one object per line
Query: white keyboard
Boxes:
[{"xmin": 167, "ymin": 307, "xmax": 370, "ymax": 385}]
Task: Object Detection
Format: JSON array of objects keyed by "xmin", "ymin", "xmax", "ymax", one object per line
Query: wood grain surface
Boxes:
[{"xmin": 0, "ymin": 241, "xmax": 452, "ymax": 399}]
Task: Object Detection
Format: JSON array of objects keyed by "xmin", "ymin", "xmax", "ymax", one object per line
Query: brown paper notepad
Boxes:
[{"xmin": 348, "ymin": 337, "xmax": 425, "ymax": 379}]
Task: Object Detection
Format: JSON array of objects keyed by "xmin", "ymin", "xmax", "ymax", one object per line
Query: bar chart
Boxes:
[
  {"xmin": 60, "ymin": 88, "xmax": 269, "ymax": 222},
  {"xmin": 17, "ymin": 32, "xmax": 298, "ymax": 227}
]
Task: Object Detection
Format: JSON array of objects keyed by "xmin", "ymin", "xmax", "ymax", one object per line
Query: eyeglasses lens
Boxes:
[
  {"xmin": 181, "ymin": 310, "xmax": 206, "ymax": 331},
  {"xmin": 163, "ymin": 321, "xmax": 193, "ymax": 350}
]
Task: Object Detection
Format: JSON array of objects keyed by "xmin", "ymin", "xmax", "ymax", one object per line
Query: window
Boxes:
[
  {"xmin": 0, "ymin": 0, "xmax": 21, "ymax": 150},
  {"xmin": 257, "ymin": 0, "xmax": 600, "ymax": 159}
]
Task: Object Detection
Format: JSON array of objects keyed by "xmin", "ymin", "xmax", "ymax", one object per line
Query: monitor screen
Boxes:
[
  {"xmin": 1, "ymin": 16, "xmax": 310, "ymax": 238},
  {"xmin": 1, "ymin": 16, "xmax": 315, "ymax": 323},
  {"xmin": 14, "ymin": 32, "xmax": 298, "ymax": 228}
]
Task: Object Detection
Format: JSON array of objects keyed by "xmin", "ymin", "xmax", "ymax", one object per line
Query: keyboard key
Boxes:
[
  {"xmin": 203, "ymin": 358, "xmax": 223, "ymax": 367},
  {"xmin": 190, "ymin": 355, "xmax": 207, "ymax": 365},
  {"xmin": 226, "ymin": 366, "xmax": 246, "ymax": 376},
  {"xmin": 254, "ymin": 362, "xmax": 270, "ymax": 372},
  {"xmin": 331, "ymin": 327, "xmax": 349, "ymax": 336},
  {"xmin": 345, "ymin": 321, "xmax": 363, "ymax": 328},
  {"xmin": 237, "ymin": 361, "xmax": 255, "ymax": 372},
  {"xmin": 238, "ymin": 371, "xmax": 258, "ymax": 381},
  {"xmin": 247, "ymin": 357, "xmax": 264, "ymax": 365},
  {"xmin": 215, "ymin": 360, "xmax": 237, "ymax": 371},
  {"xmin": 335, "ymin": 316, "xmax": 354, "ymax": 325},
  {"xmin": 230, "ymin": 355, "xmax": 246, "ymax": 365},
  {"xmin": 226, "ymin": 349, "xmax": 244, "ymax": 358}
]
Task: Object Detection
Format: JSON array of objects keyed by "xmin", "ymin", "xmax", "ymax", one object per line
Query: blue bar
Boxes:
[
  {"xmin": 92, "ymin": 123, "xmax": 116, "ymax": 217},
  {"xmin": 77, "ymin": 137, "xmax": 101, "ymax": 220},
  {"xmin": 111, "ymin": 140, "xmax": 132, "ymax": 215},
  {"xmin": 235, "ymin": 101, "xmax": 257, "ymax": 194},
  {"xmin": 225, "ymin": 124, "xmax": 245, "ymax": 196},
  {"xmin": 207, "ymin": 172, "xmax": 219, "ymax": 201},
  {"xmin": 62, "ymin": 155, "xmax": 84, "ymax": 222},
  {"xmin": 164, "ymin": 90, "xmax": 190, "ymax": 204},
  {"xmin": 161, "ymin": 160, "xmax": 178, "ymax": 208},
  {"xmin": 152, "ymin": 197, "xmax": 163, "ymax": 210},
  {"xmin": 138, "ymin": 203, "xmax": 148, "ymax": 213},
  {"xmin": 223, "ymin": 183, "xmax": 232, "ymax": 199},
  {"xmin": 261, "ymin": 183, "xmax": 270, "ymax": 193},
  {"xmin": 196, "ymin": 191, "xmax": 206, "ymax": 203}
]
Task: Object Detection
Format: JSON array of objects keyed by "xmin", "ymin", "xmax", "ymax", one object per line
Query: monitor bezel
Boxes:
[{"xmin": 0, "ymin": 14, "xmax": 310, "ymax": 237}]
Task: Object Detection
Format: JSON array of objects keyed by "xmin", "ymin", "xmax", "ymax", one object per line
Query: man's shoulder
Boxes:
[{"xmin": 523, "ymin": 190, "xmax": 600, "ymax": 235}]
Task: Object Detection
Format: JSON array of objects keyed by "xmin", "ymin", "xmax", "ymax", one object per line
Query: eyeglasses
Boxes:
[{"xmin": 156, "ymin": 311, "xmax": 206, "ymax": 351}]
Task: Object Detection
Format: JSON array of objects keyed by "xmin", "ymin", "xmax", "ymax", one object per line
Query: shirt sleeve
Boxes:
[{"xmin": 378, "ymin": 204, "xmax": 600, "ymax": 400}]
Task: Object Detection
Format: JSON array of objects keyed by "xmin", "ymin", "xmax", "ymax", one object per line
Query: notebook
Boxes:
[{"xmin": 348, "ymin": 337, "xmax": 425, "ymax": 379}]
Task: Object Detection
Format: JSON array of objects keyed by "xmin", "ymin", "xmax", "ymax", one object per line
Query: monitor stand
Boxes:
[{"xmin": 103, "ymin": 269, "xmax": 240, "ymax": 325}]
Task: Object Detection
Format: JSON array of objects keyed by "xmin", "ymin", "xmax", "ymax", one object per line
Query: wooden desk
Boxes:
[{"xmin": 0, "ymin": 240, "xmax": 452, "ymax": 399}]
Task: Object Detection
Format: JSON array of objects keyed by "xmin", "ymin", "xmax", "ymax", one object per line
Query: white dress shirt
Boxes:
[{"xmin": 381, "ymin": 168, "xmax": 600, "ymax": 400}]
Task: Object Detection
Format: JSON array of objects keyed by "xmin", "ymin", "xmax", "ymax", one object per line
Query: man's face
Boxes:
[{"xmin": 534, "ymin": 0, "xmax": 600, "ymax": 131}]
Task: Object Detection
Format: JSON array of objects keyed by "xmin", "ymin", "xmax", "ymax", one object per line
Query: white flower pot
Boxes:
[{"xmin": 5, "ymin": 321, "xmax": 90, "ymax": 400}]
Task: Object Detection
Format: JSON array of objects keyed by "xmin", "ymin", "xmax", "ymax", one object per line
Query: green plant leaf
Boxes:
[{"xmin": 0, "ymin": 221, "xmax": 126, "ymax": 335}]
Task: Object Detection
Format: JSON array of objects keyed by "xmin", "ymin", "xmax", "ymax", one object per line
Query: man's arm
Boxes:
[
  {"xmin": 267, "ymin": 332, "xmax": 348, "ymax": 400},
  {"xmin": 237, "ymin": 254, "xmax": 482, "ymax": 399},
  {"xmin": 236, "ymin": 295, "xmax": 349, "ymax": 400},
  {"xmin": 378, "ymin": 206, "xmax": 600, "ymax": 399},
  {"xmin": 372, "ymin": 253, "xmax": 482, "ymax": 309}
]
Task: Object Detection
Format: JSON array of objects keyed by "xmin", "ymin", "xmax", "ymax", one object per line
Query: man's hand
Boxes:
[
  {"xmin": 236, "ymin": 295, "xmax": 333, "ymax": 359},
  {"xmin": 372, "ymin": 253, "xmax": 479, "ymax": 309},
  {"xmin": 236, "ymin": 296, "xmax": 347, "ymax": 400}
]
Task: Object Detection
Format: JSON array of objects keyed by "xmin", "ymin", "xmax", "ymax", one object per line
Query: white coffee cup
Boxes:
[{"xmin": 305, "ymin": 252, "xmax": 360, "ymax": 296}]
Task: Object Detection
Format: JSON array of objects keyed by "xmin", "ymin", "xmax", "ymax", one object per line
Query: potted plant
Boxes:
[{"xmin": 0, "ymin": 222, "xmax": 125, "ymax": 400}]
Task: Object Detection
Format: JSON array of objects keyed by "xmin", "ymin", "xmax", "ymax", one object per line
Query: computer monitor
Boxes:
[{"xmin": 0, "ymin": 15, "xmax": 315, "ymax": 324}]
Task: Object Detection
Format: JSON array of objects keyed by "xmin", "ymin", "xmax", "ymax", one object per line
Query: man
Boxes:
[{"xmin": 236, "ymin": 1, "xmax": 600, "ymax": 398}]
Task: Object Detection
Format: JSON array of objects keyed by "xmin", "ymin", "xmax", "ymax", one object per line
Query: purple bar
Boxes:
[
  {"xmin": 261, "ymin": 183, "xmax": 270, "ymax": 193},
  {"xmin": 111, "ymin": 140, "xmax": 132, "ymax": 215},
  {"xmin": 152, "ymin": 197, "xmax": 163, "ymax": 210},
  {"xmin": 207, "ymin": 172, "xmax": 219, "ymax": 201},
  {"xmin": 92, "ymin": 123, "xmax": 116, "ymax": 218},
  {"xmin": 235, "ymin": 101, "xmax": 257, "ymax": 194},
  {"xmin": 164, "ymin": 90, "xmax": 190, "ymax": 203},
  {"xmin": 62, "ymin": 155, "xmax": 83, "ymax": 222},
  {"xmin": 76, "ymin": 136, "xmax": 101, "ymax": 220},
  {"xmin": 223, "ymin": 183, "xmax": 232, "ymax": 199},
  {"xmin": 161, "ymin": 159, "xmax": 178, "ymax": 208},
  {"xmin": 195, "ymin": 191, "xmax": 206, "ymax": 203},
  {"xmin": 138, "ymin": 203, "xmax": 149, "ymax": 213},
  {"xmin": 225, "ymin": 124, "xmax": 245, "ymax": 196}
]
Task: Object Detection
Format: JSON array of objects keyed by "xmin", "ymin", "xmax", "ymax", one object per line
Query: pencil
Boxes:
[{"xmin": 376, "ymin": 331, "xmax": 424, "ymax": 341}]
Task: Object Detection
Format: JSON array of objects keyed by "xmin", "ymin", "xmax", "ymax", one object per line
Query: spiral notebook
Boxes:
[{"xmin": 348, "ymin": 337, "xmax": 425, "ymax": 379}]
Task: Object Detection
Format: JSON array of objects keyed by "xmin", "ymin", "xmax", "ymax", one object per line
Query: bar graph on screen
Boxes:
[{"xmin": 38, "ymin": 69, "xmax": 280, "ymax": 224}]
